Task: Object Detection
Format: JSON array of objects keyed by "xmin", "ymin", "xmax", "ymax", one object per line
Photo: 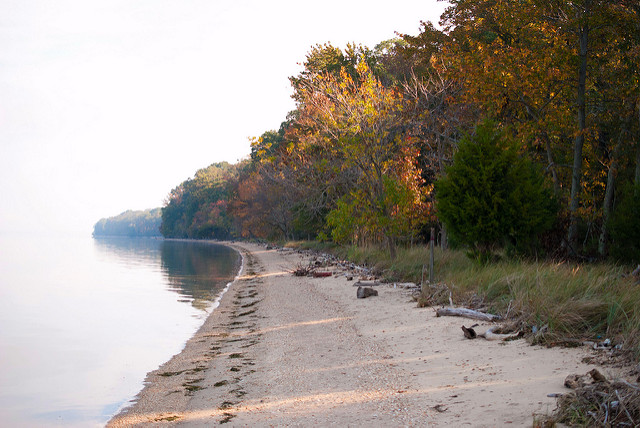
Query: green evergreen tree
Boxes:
[
  {"xmin": 435, "ymin": 121, "xmax": 556, "ymax": 262},
  {"xmin": 609, "ymin": 184, "xmax": 640, "ymax": 264}
]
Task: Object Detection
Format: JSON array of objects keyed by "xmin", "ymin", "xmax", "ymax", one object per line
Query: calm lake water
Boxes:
[{"xmin": 0, "ymin": 235, "xmax": 241, "ymax": 427}]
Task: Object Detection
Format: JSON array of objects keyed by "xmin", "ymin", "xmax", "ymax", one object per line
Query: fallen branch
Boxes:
[
  {"xmin": 312, "ymin": 271, "xmax": 333, "ymax": 278},
  {"xmin": 436, "ymin": 307, "xmax": 501, "ymax": 322},
  {"xmin": 353, "ymin": 280, "xmax": 381, "ymax": 287},
  {"xmin": 292, "ymin": 264, "xmax": 313, "ymax": 277},
  {"xmin": 482, "ymin": 326, "xmax": 521, "ymax": 341}
]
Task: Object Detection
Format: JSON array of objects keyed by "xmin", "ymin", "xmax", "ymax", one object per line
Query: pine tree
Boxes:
[{"xmin": 436, "ymin": 121, "xmax": 556, "ymax": 262}]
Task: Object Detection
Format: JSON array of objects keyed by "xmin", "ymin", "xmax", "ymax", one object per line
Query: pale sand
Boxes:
[{"xmin": 108, "ymin": 242, "xmax": 602, "ymax": 427}]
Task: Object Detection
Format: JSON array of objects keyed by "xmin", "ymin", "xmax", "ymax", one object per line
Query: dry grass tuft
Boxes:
[{"xmin": 322, "ymin": 244, "xmax": 640, "ymax": 358}]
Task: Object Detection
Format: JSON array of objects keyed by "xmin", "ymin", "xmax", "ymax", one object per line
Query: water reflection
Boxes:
[
  {"xmin": 160, "ymin": 240, "xmax": 240, "ymax": 311},
  {"xmin": 92, "ymin": 236, "xmax": 163, "ymax": 268},
  {"xmin": 92, "ymin": 237, "xmax": 241, "ymax": 311}
]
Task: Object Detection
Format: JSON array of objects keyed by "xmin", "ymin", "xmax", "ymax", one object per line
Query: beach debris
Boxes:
[
  {"xmin": 286, "ymin": 248, "xmax": 376, "ymax": 279},
  {"xmin": 582, "ymin": 338, "xmax": 612, "ymax": 350},
  {"xmin": 395, "ymin": 282, "xmax": 419, "ymax": 290},
  {"xmin": 436, "ymin": 307, "xmax": 501, "ymax": 322},
  {"xmin": 593, "ymin": 338, "xmax": 614, "ymax": 350},
  {"xmin": 482, "ymin": 325, "xmax": 523, "ymax": 341},
  {"xmin": 417, "ymin": 282, "xmax": 452, "ymax": 307},
  {"xmin": 589, "ymin": 368, "xmax": 609, "ymax": 384},
  {"xmin": 353, "ymin": 280, "xmax": 381, "ymax": 287},
  {"xmin": 565, "ymin": 374, "xmax": 586, "ymax": 389},
  {"xmin": 292, "ymin": 263, "xmax": 314, "ymax": 277},
  {"xmin": 357, "ymin": 286, "xmax": 378, "ymax": 299},
  {"xmin": 291, "ymin": 262, "xmax": 333, "ymax": 278},
  {"xmin": 543, "ymin": 370, "xmax": 640, "ymax": 426},
  {"xmin": 575, "ymin": 337, "xmax": 624, "ymax": 354},
  {"xmin": 432, "ymin": 404, "xmax": 448, "ymax": 413},
  {"xmin": 310, "ymin": 255, "xmax": 337, "ymax": 268},
  {"xmin": 312, "ymin": 271, "xmax": 333, "ymax": 278},
  {"xmin": 461, "ymin": 324, "xmax": 522, "ymax": 341},
  {"xmin": 461, "ymin": 324, "xmax": 478, "ymax": 339}
]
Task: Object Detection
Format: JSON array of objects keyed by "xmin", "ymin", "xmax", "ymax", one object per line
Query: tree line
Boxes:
[
  {"xmin": 161, "ymin": 0, "xmax": 640, "ymax": 263},
  {"xmin": 93, "ymin": 208, "xmax": 162, "ymax": 237}
]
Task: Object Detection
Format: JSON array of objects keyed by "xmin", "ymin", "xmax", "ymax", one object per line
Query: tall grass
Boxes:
[{"xmin": 292, "ymin": 242, "xmax": 640, "ymax": 359}]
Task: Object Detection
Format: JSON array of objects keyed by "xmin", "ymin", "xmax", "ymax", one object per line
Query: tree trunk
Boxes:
[
  {"xmin": 440, "ymin": 223, "xmax": 448, "ymax": 250},
  {"xmin": 568, "ymin": 23, "xmax": 589, "ymax": 253},
  {"xmin": 544, "ymin": 132, "xmax": 561, "ymax": 195},
  {"xmin": 598, "ymin": 135, "xmax": 622, "ymax": 256},
  {"xmin": 386, "ymin": 234, "xmax": 397, "ymax": 260},
  {"xmin": 636, "ymin": 105, "xmax": 640, "ymax": 189}
]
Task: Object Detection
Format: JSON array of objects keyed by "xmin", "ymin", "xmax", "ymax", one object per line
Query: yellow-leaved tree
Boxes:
[{"xmin": 295, "ymin": 60, "xmax": 428, "ymax": 258}]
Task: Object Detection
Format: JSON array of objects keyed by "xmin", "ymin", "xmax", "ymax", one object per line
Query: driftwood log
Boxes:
[
  {"xmin": 353, "ymin": 280, "xmax": 381, "ymax": 287},
  {"xmin": 462, "ymin": 324, "xmax": 521, "ymax": 341},
  {"xmin": 436, "ymin": 307, "xmax": 501, "ymax": 322},
  {"xmin": 312, "ymin": 271, "xmax": 333, "ymax": 278},
  {"xmin": 482, "ymin": 326, "xmax": 521, "ymax": 341}
]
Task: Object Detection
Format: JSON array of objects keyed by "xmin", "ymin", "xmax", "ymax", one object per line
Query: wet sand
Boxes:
[{"xmin": 108, "ymin": 242, "xmax": 602, "ymax": 427}]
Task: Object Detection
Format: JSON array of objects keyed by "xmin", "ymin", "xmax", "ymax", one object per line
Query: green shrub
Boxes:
[
  {"xmin": 326, "ymin": 197, "xmax": 360, "ymax": 245},
  {"xmin": 435, "ymin": 121, "xmax": 556, "ymax": 262}
]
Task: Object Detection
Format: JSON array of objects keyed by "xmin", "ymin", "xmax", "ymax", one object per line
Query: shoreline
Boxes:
[
  {"xmin": 109, "ymin": 242, "xmax": 610, "ymax": 426},
  {"xmin": 107, "ymin": 241, "xmax": 254, "ymax": 427},
  {"xmin": 197, "ymin": 241, "xmax": 246, "ymax": 323}
]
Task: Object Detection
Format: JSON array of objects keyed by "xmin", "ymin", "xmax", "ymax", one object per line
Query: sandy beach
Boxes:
[{"xmin": 108, "ymin": 242, "xmax": 604, "ymax": 427}]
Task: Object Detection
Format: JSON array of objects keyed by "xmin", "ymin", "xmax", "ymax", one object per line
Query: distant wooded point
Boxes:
[{"xmin": 93, "ymin": 208, "xmax": 162, "ymax": 237}]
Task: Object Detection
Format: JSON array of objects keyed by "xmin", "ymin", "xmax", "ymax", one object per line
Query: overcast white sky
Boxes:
[{"xmin": 0, "ymin": 0, "xmax": 447, "ymax": 236}]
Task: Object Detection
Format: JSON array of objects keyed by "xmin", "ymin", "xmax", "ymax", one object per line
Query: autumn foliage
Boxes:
[{"xmin": 161, "ymin": 2, "xmax": 640, "ymax": 263}]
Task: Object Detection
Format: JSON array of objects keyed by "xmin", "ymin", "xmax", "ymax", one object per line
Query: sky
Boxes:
[{"xmin": 0, "ymin": 0, "xmax": 448, "ymax": 236}]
